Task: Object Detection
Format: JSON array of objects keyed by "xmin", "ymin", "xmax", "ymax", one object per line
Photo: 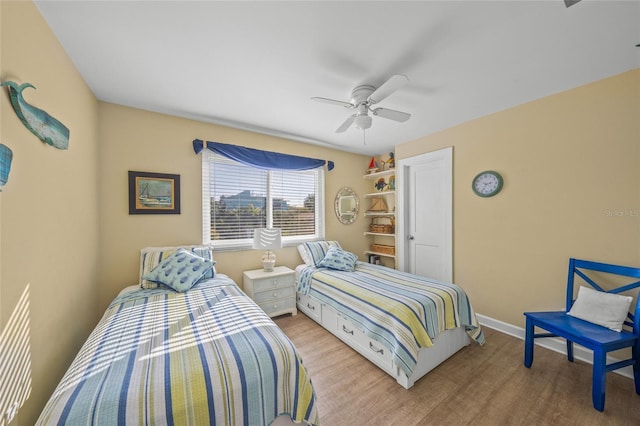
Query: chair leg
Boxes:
[
  {"xmin": 566, "ymin": 340, "xmax": 574, "ymax": 362},
  {"xmin": 592, "ymin": 349, "xmax": 606, "ymax": 412},
  {"xmin": 524, "ymin": 317, "xmax": 534, "ymax": 368},
  {"xmin": 633, "ymin": 344, "xmax": 640, "ymax": 395}
]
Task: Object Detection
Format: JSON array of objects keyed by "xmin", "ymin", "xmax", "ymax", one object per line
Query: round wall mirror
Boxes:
[{"xmin": 335, "ymin": 186, "xmax": 359, "ymax": 225}]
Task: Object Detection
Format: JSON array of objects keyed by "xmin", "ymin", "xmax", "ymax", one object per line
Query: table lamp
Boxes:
[{"xmin": 253, "ymin": 228, "xmax": 282, "ymax": 272}]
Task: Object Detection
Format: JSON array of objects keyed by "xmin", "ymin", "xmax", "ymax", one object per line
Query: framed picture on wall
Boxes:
[{"xmin": 128, "ymin": 171, "xmax": 181, "ymax": 214}]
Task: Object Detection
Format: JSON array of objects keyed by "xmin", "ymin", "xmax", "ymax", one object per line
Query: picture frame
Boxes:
[{"xmin": 128, "ymin": 171, "xmax": 181, "ymax": 214}]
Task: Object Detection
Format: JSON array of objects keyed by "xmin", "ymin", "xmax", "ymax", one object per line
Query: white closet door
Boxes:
[{"xmin": 396, "ymin": 147, "xmax": 452, "ymax": 282}]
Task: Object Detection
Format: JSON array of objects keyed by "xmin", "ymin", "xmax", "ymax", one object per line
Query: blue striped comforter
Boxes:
[
  {"xmin": 37, "ymin": 276, "xmax": 319, "ymax": 425},
  {"xmin": 298, "ymin": 262, "xmax": 485, "ymax": 376}
]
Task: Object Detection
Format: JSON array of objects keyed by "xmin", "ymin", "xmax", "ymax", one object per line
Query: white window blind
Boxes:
[{"xmin": 202, "ymin": 150, "xmax": 324, "ymax": 249}]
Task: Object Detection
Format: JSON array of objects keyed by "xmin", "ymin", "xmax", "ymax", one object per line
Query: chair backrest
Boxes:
[{"xmin": 566, "ymin": 258, "xmax": 640, "ymax": 333}]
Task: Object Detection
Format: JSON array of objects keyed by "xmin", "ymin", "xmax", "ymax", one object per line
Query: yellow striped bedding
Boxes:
[
  {"xmin": 37, "ymin": 276, "xmax": 319, "ymax": 425},
  {"xmin": 298, "ymin": 262, "xmax": 485, "ymax": 376}
]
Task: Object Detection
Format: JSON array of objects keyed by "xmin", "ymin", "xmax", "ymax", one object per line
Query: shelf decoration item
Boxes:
[
  {"xmin": 374, "ymin": 177, "xmax": 388, "ymax": 191},
  {"xmin": 253, "ymin": 228, "xmax": 282, "ymax": 272},
  {"xmin": 367, "ymin": 156, "xmax": 379, "ymax": 174},
  {"xmin": 367, "ymin": 197, "xmax": 387, "ymax": 213},
  {"xmin": 382, "ymin": 152, "xmax": 395, "ymax": 170},
  {"xmin": 388, "ymin": 174, "xmax": 396, "ymax": 190},
  {"xmin": 0, "ymin": 81, "xmax": 70, "ymax": 150},
  {"xmin": 0, "ymin": 144, "xmax": 13, "ymax": 191},
  {"xmin": 369, "ymin": 217, "xmax": 395, "ymax": 234},
  {"xmin": 370, "ymin": 243, "xmax": 395, "ymax": 256}
]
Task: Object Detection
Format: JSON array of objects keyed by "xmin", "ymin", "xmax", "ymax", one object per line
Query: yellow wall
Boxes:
[
  {"xmin": 0, "ymin": 2, "xmax": 370, "ymax": 422},
  {"xmin": 396, "ymin": 69, "xmax": 640, "ymax": 327},
  {"xmin": 96, "ymin": 102, "xmax": 370, "ymax": 310},
  {"xmin": 3, "ymin": 1, "xmax": 638, "ymax": 423},
  {"xmin": 1, "ymin": 1, "xmax": 100, "ymax": 424}
]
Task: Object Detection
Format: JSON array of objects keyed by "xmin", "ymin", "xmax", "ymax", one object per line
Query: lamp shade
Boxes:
[
  {"xmin": 253, "ymin": 228, "xmax": 282, "ymax": 250},
  {"xmin": 253, "ymin": 228, "xmax": 282, "ymax": 272}
]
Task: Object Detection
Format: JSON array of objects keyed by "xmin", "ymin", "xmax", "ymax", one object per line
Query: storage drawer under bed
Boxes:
[
  {"xmin": 336, "ymin": 315, "xmax": 393, "ymax": 371},
  {"xmin": 296, "ymin": 292, "xmax": 322, "ymax": 322}
]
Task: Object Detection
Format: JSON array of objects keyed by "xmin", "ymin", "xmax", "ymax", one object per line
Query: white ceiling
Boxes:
[{"xmin": 34, "ymin": 0, "xmax": 640, "ymax": 156}]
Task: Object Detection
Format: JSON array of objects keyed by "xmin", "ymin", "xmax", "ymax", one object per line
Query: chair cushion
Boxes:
[{"xmin": 567, "ymin": 286, "xmax": 632, "ymax": 332}]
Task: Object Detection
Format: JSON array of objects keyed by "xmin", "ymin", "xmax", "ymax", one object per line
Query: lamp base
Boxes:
[{"xmin": 262, "ymin": 251, "xmax": 276, "ymax": 272}]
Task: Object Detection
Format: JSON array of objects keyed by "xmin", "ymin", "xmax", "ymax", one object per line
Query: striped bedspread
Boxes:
[
  {"xmin": 38, "ymin": 276, "xmax": 319, "ymax": 426},
  {"xmin": 297, "ymin": 262, "xmax": 485, "ymax": 376}
]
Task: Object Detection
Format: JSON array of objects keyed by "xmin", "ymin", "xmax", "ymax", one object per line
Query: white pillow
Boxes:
[
  {"xmin": 297, "ymin": 244, "xmax": 314, "ymax": 266},
  {"xmin": 567, "ymin": 286, "xmax": 632, "ymax": 332}
]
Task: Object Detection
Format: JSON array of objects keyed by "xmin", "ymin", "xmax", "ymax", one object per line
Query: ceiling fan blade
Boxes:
[
  {"xmin": 311, "ymin": 97, "xmax": 354, "ymax": 109},
  {"xmin": 336, "ymin": 115, "xmax": 356, "ymax": 133},
  {"xmin": 369, "ymin": 74, "xmax": 409, "ymax": 104},
  {"xmin": 372, "ymin": 107, "xmax": 411, "ymax": 123}
]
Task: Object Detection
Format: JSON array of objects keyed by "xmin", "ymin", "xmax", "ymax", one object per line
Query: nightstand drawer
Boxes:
[
  {"xmin": 259, "ymin": 297, "xmax": 296, "ymax": 317},
  {"xmin": 253, "ymin": 286, "xmax": 295, "ymax": 303},
  {"xmin": 252, "ymin": 274, "xmax": 294, "ymax": 292}
]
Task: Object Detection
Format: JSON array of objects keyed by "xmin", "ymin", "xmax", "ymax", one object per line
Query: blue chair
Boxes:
[{"xmin": 524, "ymin": 258, "xmax": 640, "ymax": 411}]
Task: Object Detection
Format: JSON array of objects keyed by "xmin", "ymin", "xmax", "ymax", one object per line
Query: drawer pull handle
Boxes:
[
  {"xmin": 306, "ymin": 303, "xmax": 315, "ymax": 311},
  {"xmin": 272, "ymin": 292, "xmax": 278, "ymax": 297},
  {"xmin": 342, "ymin": 325, "xmax": 354, "ymax": 335},
  {"xmin": 369, "ymin": 342, "xmax": 384, "ymax": 355}
]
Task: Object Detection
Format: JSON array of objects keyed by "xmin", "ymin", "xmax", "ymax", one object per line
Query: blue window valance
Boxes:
[{"xmin": 193, "ymin": 139, "xmax": 334, "ymax": 171}]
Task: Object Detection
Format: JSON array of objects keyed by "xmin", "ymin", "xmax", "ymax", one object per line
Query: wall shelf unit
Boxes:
[{"xmin": 363, "ymin": 168, "xmax": 396, "ymax": 268}]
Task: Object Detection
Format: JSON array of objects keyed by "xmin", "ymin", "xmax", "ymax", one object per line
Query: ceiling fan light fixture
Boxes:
[
  {"xmin": 354, "ymin": 114, "xmax": 372, "ymax": 130},
  {"xmin": 313, "ymin": 74, "xmax": 410, "ymax": 133}
]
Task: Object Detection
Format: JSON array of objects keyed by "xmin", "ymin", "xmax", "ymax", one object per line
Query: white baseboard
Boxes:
[{"xmin": 476, "ymin": 313, "xmax": 634, "ymax": 379}]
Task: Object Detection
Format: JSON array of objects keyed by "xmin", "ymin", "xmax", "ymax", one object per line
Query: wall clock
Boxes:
[{"xmin": 472, "ymin": 170, "xmax": 503, "ymax": 197}]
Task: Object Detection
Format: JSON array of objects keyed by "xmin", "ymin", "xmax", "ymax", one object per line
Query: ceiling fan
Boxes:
[{"xmin": 311, "ymin": 74, "xmax": 411, "ymax": 133}]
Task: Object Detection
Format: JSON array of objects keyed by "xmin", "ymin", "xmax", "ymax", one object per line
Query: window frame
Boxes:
[{"xmin": 201, "ymin": 149, "xmax": 325, "ymax": 250}]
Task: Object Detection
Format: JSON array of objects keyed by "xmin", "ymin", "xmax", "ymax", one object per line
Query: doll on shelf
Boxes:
[{"xmin": 382, "ymin": 152, "xmax": 395, "ymax": 170}]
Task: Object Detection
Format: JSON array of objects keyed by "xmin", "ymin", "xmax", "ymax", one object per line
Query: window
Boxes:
[{"xmin": 202, "ymin": 150, "xmax": 325, "ymax": 249}]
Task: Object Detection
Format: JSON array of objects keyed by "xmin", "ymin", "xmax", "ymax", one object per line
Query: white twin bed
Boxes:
[
  {"xmin": 38, "ymin": 246, "xmax": 319, "ymax": 425},
  {"xmin": 294, "ymin": 241, "xmax": 485, "ymax": 389}
]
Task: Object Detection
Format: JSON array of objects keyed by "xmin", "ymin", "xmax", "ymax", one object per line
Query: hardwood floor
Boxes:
[{"xmin": 274, "ymin": 313, "xmax": 640, "ymax": 426}]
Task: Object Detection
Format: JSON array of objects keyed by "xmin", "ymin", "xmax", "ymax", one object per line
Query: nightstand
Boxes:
[{"xmin": 243, "ymin": 266, "xmax": 297, "ymax": 318}]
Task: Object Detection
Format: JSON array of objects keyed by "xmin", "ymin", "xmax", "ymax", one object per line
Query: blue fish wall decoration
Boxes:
[
  {"xmin": 0, "ymin": 144, "xmax": 13, "ymax": 190},
  {"xmin": 1, "ymin": 81, "xmax": 69, "ymax": 150}
]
